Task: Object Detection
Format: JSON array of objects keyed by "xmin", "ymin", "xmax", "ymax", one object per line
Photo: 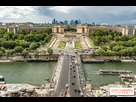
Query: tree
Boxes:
[
  {"xmin": 34, "ymin": 51, "xmax": 39, "ymax": 58},
  {"xmin": 95, "ymin": 28, "xmax": 106, "ymax": 36},
  {"xmin": 39, "ymin": 50, "xmax": 46, "ymax": 54},
  {"xmin": 101, "ymin": 45, "xmax": 108, "ymax": 51},
  {"xmin": 0, "ymin": 47, "xmax": 5, "ymax": 53},
  {"xmin": 35, "ymin": 34, "xmax": 44, "ymax": 42},
  {"xmin": 95, "ymin": 48, "xmax": 105, "ymax": 55},
  {"xmin": 24, "ymin": 34, "xmax": 35, "ymax": 42},
  {"xmin": 47, "ymin": 47, "xmax": 53, "ymax": 55},
  {"xmin": 109, "ymin": 42, "xmax": 117, "ymax": 50},
  {"xmin": 6, "ymin": 50, "xmax": 11, "ymax": 57},
  {"xmin": 21, "ymin": 51, "xmax": 28, "ymax": 58},
  {"xmin": 18, "ymin": 29, "xmax": 26, "ymax": 35},
  {"xmin": 29, "ymin": 43, "xmax": 38, "ymax": 50},
  {"xmin": 127, "ymin": 47, "xmax": 135, "ymax": 58},
  {"xmin": 0, "ymin": 51, "xmax": 3, "ymax": 57},
  {"xmin": 14, "ymin": 46, "xmax": 24, "ymax": 53},
  {"xmin": 90, "ymin": 51, "xmax": 96, "ymax": 57},
  {"xmin": 45, "ymin": 28, "xmax": 52, "ymax": 35}
]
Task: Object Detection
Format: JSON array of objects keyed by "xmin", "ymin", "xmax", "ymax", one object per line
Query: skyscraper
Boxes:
[
  {"xmin": 70, "ymin": 20, "xmax": 75, "ymax": 25},
  {"xmin": 78, "ymin": 19, "xmax": 81, "ymax": 24},
  {"xmin": 64, "ymin": 20, "xmax": 68, "ymax": 25},
  {"xmin": 59, "ymin": 21, "xmax": 64, "ymax": 25},
  {"xmin": 52, "ymin": 19, "xmax": 55, "ymax": 24},
  {"xmin": 75, "ymin": 20, "xmax": 78, "ymax": 25}
]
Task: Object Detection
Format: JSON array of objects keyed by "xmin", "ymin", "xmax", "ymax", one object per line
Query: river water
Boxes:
[
  {"xmin": 0, "ymin": 62, "xmax": 136, "ymax": 86},
  {"xmin": 84, "ymin": 62, "xmax": 136, "ymax": 86},
  {"xmin": 0, "ymin": 62, "xmax": 56, "ymax": 86}
]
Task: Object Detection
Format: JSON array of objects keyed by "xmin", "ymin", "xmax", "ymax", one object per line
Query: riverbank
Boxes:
[{"xmin": 0, "ymin": 60, "xmax": 12, "ymax": 62}]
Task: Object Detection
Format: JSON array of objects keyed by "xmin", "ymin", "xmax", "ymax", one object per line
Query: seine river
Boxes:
[
  {"xmin": 0, "ymin": 62, "xmax": 136, "ymax": 86},
  {"xmin": 0, "ymin": 62, "xmax": 56, "ymax": 86},
  {"xmin": 84, "ymin": 62, "xmax": 136, "ymax": 86}
]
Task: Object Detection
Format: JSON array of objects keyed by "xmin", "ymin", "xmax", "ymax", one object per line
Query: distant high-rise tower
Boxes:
[
  {"xmin": 70, "ymin": 20, "xmax": 75, "ymax": 25},
  {"xmin": 75, "ymin": 20, "xmax": 78, "ymax": 25},
  {"xmin": 64, "ymin": 20, "xmax": 68, "ymax": 25},
  {"xmin": 52, "ymin": 19, "xmax": 55, "ymax": 24},
  {"xmin": 78, "ymin": 19, "xmax": 81, "ymax": 24}
]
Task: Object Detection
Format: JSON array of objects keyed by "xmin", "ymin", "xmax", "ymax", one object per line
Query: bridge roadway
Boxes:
[{"xmin": 52, "ymin": 51, "xmax": 80, "ymax": 97}]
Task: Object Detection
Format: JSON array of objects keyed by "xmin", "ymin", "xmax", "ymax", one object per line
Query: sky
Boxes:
[{"xmin": 1, "ymin": 6, "xmax": 136, "ymax": 25}]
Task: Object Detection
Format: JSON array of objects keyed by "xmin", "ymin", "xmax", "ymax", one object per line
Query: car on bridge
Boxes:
[{"xmin": 66, "ymin": 84, "xmax": 69, "ymax": 88}]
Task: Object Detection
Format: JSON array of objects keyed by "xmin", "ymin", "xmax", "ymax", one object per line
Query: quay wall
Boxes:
[
  {"xmin": 0, "ymin": 54, "xmax": 59, "ymax": 61},
  {"xmin": 80, "ymin": 54, "xmax": 136, "ymax": 60},
  {"xmin": 0, "ymin": 53, "xmax": 136, "ymax": 62}
]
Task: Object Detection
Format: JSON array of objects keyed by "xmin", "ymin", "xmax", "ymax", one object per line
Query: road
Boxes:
[
  {"xmin": 52, "ymin": 50, "xmax": 80, "ymax": 97},
  {"xmin": 69, "ymin": 54, "xmax": 80, "ymax": 97},
  {"xmin": 52, "ymin": 54, "xmax": 70, "ymax": 97}
]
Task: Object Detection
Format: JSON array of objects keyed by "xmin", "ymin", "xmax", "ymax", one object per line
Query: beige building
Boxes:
[
  {"xmin": 7, "ymin": 26, "xmax": 19, "ymax": 34},
  {"xmin": 77, "ymin": 24, "xmax": 89, "ymax": 34},
  {"xmin": 52, "ymin": 24, "xmax": 64, "ymax": 34},
  {"xmin": 122, "ymin": 25, "xmax": 135, "ymax": 36}
]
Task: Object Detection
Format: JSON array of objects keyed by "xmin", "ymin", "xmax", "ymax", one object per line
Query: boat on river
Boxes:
[
  {"xmin": 27, "ymin": 59, "xmax": 49, "ymax": 62},
  {"xmin": 82, "ymin": 59, "xmax": 105, "ymax": 63},
  {"xmin": 99, "ymin": 69, "xmax": 133, "ymax": 75},
  {"xmin": 106, "ymin": 58, "xmax": 121, "ymax": 62},
  {"xmin": 0, "ymin": 75, "xmax": 6, "ymax": 84}
]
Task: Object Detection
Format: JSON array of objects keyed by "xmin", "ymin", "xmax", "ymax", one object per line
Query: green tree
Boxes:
[
  {"xmin": 127, "ymin": 47, "xmax": 135, "ymax": 58},
  {"xmin": 29, "ymin": 43, "xmax": 38, "ymax": 50},
  {"xmin": 101, "ymin": 45, "xmax": 108, "ymax": 51},
  {"xmin": 14, "ymin": 46, "xmax": 24, "ymax": 53},
  {"xmin": 95, "ymin": 48, "xmax": 105, "ymax": 55},
  {"xmin": 90, "ymin": 51, "xmax": 96, "ymax": 57},
  {"xmin": 21, "ymin": 51, "xmax": 28, "ymax": 58},
  {"xmin": 34, "ymin": 51, "xmax": 39, "ymax": 58},
  {"xmin": 0, "ymin": 47, "xmax": 5, "ymax": 53},
  {"xmin": 24, "ymin": 34, "xmax": 35, "ymax": 42},
  {"xmin": 18, "ymin": 29, "xmax": 26, "ymax": 35},
  {"xmin": 95, "ymin": 28, "xmax": 106, "ymax": 36},
  {"xmin": 35, "ymin": 34, "xmax": 44, "ymax": 42},
  {"xmin": 109, "ymin": 42, "xmax": 117, "ymax": 50},
  {"xmin": 45, "ymin": 28, "xmax": 52, "ymax": 35},
  {"xmin": 6, "ymin": 50, "xmax": 11, "ymax": 57},
  {"xmin": 0, "ymin": 51, "xmax": 3, "ymax": 57},
  {"xmin": 47, "ymin": 47, "xmax": 53, "ymax": 55},
  {"xmin": 39, "ymin": 50, "xmax": 46, "ymax": 54}
]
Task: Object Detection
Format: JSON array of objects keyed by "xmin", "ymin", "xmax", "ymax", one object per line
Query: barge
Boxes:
[
  {"xmin": 106, "ymin": 59, "xmax": 121, "ymax": 62},
  {"xmin": 82, "ymin": 59, "xmax": 105, "ymax": 63},
  {"xmin": 119, "ymin": 74, "xmax": 136, "ymax": 81},
  {"xmin": 99, "ymin": 69, "xmax": 133, "ymax": 75},
  {"xmin": 27, "ymin": 59, "xmax": 49, "ymax": 62}
]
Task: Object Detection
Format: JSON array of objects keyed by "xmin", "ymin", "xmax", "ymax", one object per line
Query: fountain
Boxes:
[{"xmin": 65, "ymin": 41, "xmax": 75, "ymax": 49}]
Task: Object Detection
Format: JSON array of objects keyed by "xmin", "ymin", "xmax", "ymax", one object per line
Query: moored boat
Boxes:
[
  {"xmin": 99, "ymin": 69, "xmax": 133, "ymax": 75},
  {"xmin": 82, "ymin": 59, "xmax": 105, "ymax": 63}
]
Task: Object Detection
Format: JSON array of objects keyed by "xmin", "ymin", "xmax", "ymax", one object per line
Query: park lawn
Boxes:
[
  {"xmin": 88, "ymin": 37, "xmax": 96, "ymax": 47},
  {"xmin": 75, "ymin": 41, "xmax": 82, "ymax": 49},
  {"xmin": 58, "ymin": 41, "xmax": 66, "ymax": 48}
]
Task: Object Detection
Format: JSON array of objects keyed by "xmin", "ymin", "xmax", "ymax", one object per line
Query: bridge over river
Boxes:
[{"xmin": 49, "ymin": 50, "xmax": 88, "ymax": 97}]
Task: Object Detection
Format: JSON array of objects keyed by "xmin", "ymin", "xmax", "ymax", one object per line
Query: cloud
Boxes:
[{"xmin": 1, "ymin": 6, "xmax": 136, "ymax": 24}]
